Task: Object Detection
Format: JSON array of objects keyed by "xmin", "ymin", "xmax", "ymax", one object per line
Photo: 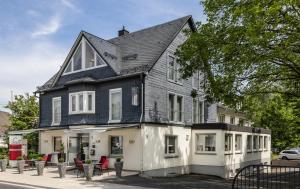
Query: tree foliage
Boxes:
[
  {"xmin": 5, "ymin": 93, "xmax": 39, "ymax": 151},
  {"xmin": 176, "ymin": 0, "xmax": 300, "ymax": 149},
  {"xmin": 176, "ymin": 0, "xmax": 300, "ymax": 105}
]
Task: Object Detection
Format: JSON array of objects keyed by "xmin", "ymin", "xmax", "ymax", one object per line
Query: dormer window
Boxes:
[{"xmin": 63, "ymin": 37, "xmax": 106, "ymax": 75}]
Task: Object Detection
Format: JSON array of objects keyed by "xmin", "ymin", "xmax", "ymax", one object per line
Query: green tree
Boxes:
[
  {"xmin": 5, "ymin": 93, "xmax": 39, "ymax": 152},
  {"xmin": 177, "ymin": 0, "xmax": 300, "ymax": 105},
  {"xmin": 176, "ymin": 0, "xmax": 300, "ymax": 149}
]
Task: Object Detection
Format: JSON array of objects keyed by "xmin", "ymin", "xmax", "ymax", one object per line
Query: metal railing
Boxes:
[{"xmin": 232, "ymin": 164, "xmax": 300, "ymax": 189}]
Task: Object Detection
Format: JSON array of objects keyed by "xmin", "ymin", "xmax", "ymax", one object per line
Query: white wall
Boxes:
[{"xmin": 141, "ymin": 124, "xmax": 191, "ymax": 172}]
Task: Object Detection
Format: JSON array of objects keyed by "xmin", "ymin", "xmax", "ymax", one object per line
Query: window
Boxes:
[
  {"xmin": 167, "ymin": 54, "xmax": 182, "ymax": 84},
  {"xmin": 196, "ymin": 134, "xmax": 216, "ymax": 153},
  {"xmin": 192, "ymin": 72, "xmax": 199, "ymax": 89},
  {"xmin": 110, "ymin": 136, "xmax": 123, "ymax": 155},
  {"xmin": 235, "ymin": 135, "xmax": 242, "ymax": 152},
  {"xmin": 219, "ymin": 114, "xmax": 225, "ymax": 123},
  {"xmin": 264, "ymin": 136, "xmax": 268, "ymax": 150},
  {"xmin": 230, "ymin": 116, "xmax": 235, "ymax": 125},
  {"xmin": 239, "ymin": 118, "xmax": 244, "ymax": 126},
  {"xmin": 69, "ymin": 91, "xmax": 95, "ymax": 114},
  {"xmin": 247, "ymin": 135, "xmax": 252, "ymax": 152},
  {"xmin": 253, "ymin": 135, "xmax": 258, "ymax": 151},
  {"xmin": 165, "ymin": 135, "xmax": 177, "ymax": 155},
  {"xmin": 52, "ymin": 97, "xmax": 61, "ymax": 125},
  {"xmin": 193, "ymin": 99, "xmax": 203, "ymax": 123},
  {"xmin": 109, "ymin": 88, "xmax": 122, "ymax": 122},
  {"xmin": 53, "ymin": 137, "xmax": 62, "ymax": 152},
  {"xmin": 259, "ymin": 136, "xmax": 263, "ymax": 150},
  {"xmin": 225, "ymin": 134, "xmax": 233, "ymax": 152},
  {"xmin": 63, "ymin": 38, "xmax": 106, "ymax": 74},
  {"xmin": 131, "ymin": 87, "xmax": 139, "ymax": 106},
  {"xmin": 168, "ymin": 93, "xmax": 183, "ymax": 122}
]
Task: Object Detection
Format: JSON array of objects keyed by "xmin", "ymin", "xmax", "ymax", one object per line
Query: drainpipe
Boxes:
[{"xmin": 139, "ymin": 72, "xmax": 146, "ymax": 174}]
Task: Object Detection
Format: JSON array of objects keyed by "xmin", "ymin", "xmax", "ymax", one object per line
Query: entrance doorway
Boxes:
[{"xmin": 67, "ymin": 133, "xmax": 89, "ymax": 164}]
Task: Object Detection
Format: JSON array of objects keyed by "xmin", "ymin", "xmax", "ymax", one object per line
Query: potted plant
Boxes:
[
  {"xmin": 57, "ymin": 157, "xmax": 67, "ymax": 178},
  {"xmin": 114, "ymin": 157, "xmax": 123, "ymax": 178},
  {"xmin": 0, "ymin": 154, "xmax": 8, "ymax": 172},
  {"xmin": 83, "ymin": 159, "xmax": 94, "ymax": 181},
  {"xmin": 36, "ymin": 156, "xmax": 45, "ymax": 176},
  {"xmin": 16, "ymin": 156, "xmax": 25, "ymax": 174},
  {"xmin": 59, "ymin": 143, "xmax": 66, "ymax": 161}
]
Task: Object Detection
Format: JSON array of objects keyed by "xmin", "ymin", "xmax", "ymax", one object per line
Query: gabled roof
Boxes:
[{"xmin": 37, "ymin": 15, "xmax": 195, "ymax": 92}]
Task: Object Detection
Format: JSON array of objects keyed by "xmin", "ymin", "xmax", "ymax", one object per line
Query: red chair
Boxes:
[
  {"xmin": 74, "ymin": 158, "xmax": 84, "ymax": 177},
  {"xmin": 95, "ymin": 156, "xmax": 109, "ymax": 175}
]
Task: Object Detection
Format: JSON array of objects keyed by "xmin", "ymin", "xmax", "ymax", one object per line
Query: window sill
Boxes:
[
  {"xmin": 169, "ymin": 121, "xmax": 185, "ymax": 125},
  {"xmin": 247, "ymin": 150, "xmax": 252, "ymax": 153},
  {"xmin": 195, "ymin": 152, "xmax": 217, "ymax": 155},
  {"xmin": 164, "ymin": 154, "xmax": 179, "ymax": 159},
  {"xmin": 69, "ymin": 111, "xmax": 95, "ymax": 115},
  {"xmin": 225, "ymin": 152, "xmax": 233, "ymax": 155},
  {"xmin": 108, "ymin": 120, "xmax": 121, "ymax": 124},
  {"xmin": 235, "ymin": 151, "xmax": 242, "ymax": 154},
  {"xmin": 51, "ymin": 123, "xmax": 61, "ymax": 126}
]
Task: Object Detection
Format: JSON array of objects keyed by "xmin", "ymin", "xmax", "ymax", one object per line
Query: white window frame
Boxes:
[
  {"xmin": 63, "ymin": 37, "xmax": 107, "ymax": 75},
  {"xmin": 109, "ymin": 88, "xmax": 122, "ymax": 123},
  {"xmin": 52, "ymin": 97, "xmax": 61, "ymax": 126},
  {"xmin": 230, "ymin": 116, "xmax": 235, "ymax": 125},
  {"xmin": 259, "ymin": 136, "xmax": 263, "ymax": 151},
  {"xmin": 235, "ymin": 134, "xmax": 242, "ymax": 153},
  {"xmin": 110, "ymin": 135, "xmax": 123, "ymax": 156},
  {"xmin": 218, "ymin": 114, "xmax": 225, "ymax": 123},
  {"xmin": 69, "ymin": 91, "xmax": 95, "ymax": 114},
  {"xmin": 247, "ymin": 135, "xmax": 252, "ymax": 152},
  {"xmin": 165, "ymin": 135, "xmax": 178, "ymax": 157},
  {"xmin": 263, "ymin": 136, "xmax": 268, "ymax": 151},
  {"xmin": 168, "ymin": 92, "xmax": 184, "ymax": 123},
  {"xmin": 167, "ymin": 53, "xmax": 182, "ymax": 85},
  {"xmin": 131, "ymin": 87, "xmax": 139, "ymax": 106},
  {"xmin": 195, "ymin": 133, "xmax": 216, "ymax": 154},
  {"xmin": 192, "ymin": 99, "xmax": 204, "ymax": 124},
  {"xmin": 225, "ymin": 133, "xmax": 233, "ymax": 154}
]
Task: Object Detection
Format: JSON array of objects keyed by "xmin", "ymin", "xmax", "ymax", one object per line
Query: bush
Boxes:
[
  {"xmin": 85, "ymin": 159, "xmax": 92, "ymax": 164},
  {"xmin": 116, "ymin": 157, "xmax": 122, "ymax": 162},
  {"xmin": 58, "ymin": 158, "xmax": 65, "ymax": 163},
  {"xmin": 16, "ymin": 156, "xmax": 23, "ymax": 160},
  {"xmin": 36, "ymin": 156, "xmax": 44, "ymax": 161}
]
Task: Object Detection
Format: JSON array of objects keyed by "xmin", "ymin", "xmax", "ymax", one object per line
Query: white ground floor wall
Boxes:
[{"xmin": 39, "ymin": 124, "xmax": 271, "ymax": 178}]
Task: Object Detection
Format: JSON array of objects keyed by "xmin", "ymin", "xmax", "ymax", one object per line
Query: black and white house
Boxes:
[{"xmin": 36, "ymin": 15, "xmax": 271, "ymax": 178}]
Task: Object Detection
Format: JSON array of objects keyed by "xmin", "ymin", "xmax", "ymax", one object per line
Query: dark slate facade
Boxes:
[{"xmin": 39, "ymin": 75, "xmax": 142, "ymax": 127}]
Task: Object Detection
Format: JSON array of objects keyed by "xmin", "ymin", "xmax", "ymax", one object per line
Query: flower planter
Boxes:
[
  {"xmin": 114, "ymin": 161, "xmax": 123, "ymax": 178},
  {"xmin": 36, "ymin": 161, "xmax": 45, "ymax": 176},
  {"xmin": 57, "ymin": 162, "xmax": 67, "ymax": 178},
  {"xmin": 0, "ymin": 159, "xmax": 7, "ymax": 172},
  {"xmin": 83, "ymin": 164, "xmax": 94, "ymax": 181},
  {"xmin": 17, "ymin": 160, "xmax": 25, "ymax": 174}
]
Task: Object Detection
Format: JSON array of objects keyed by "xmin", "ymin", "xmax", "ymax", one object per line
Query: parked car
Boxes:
[{"xmin": 279, "ymin": 150, "xmax": 300, "ymax": 160}]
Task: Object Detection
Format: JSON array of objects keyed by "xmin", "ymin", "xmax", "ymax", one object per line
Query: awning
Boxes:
[{"xmin": 8, "ymin": 128, "xmax": 42, "ymax": 135}]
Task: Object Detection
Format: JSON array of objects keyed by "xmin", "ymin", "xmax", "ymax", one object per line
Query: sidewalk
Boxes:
[{"xmin": 0, "ymin": 167, "xmax": 141, "ymax": 189}]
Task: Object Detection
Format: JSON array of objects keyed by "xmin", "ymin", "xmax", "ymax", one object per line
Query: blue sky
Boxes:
[{"xmin": 0, "ymin": 0, "xmax": 205, "ymax": 111}]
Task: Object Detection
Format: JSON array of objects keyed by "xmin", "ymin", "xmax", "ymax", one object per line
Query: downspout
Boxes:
[{"xmin": 139, "ymin": 72, "xmax": 146, "ymax": 174}]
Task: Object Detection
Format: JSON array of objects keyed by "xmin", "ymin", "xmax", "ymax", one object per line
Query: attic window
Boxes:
[{"xmin": 63, "ymin": 37, "xmax": 107, "ymax": 75}]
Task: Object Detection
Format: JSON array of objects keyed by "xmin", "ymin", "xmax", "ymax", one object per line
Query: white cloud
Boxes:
[{"xmin": 32, "ymin": 15, "xmax": 61, "ymax": 37}]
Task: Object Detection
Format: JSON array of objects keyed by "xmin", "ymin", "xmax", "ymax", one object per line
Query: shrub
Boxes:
[
  {"xmin": 116, "ymin": 157, "xmax": 122, "ymax": 162},
  {"xmin": 58, "ymin": 158, "xmax": 65, "ymax": 163},
  {"xmin": 85, "ymin": 159, "xmax": 92, "ymax": 164},
  {"xmin": 36, "ymin": 156, "xmax": 44, "ymax": 161},
  {"xmin": 16, "ymin": 156, "xmax": 23, "ymax": 160}
]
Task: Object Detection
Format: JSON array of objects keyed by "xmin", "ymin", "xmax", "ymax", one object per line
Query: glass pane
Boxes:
[
  {"xmin": 85, "ymin": 42, "xmax": 95, "ymax": 68},
  {"xmin": 111, "ymin": 91, "xmax": 121, "ymax": 120},
  {"xmin": 168, "ymin": 136, "xmax": 176, "ymax": 154},
  {"xmin": 73, "ymin": 43, "xmax": 82, "ymax": 71},
  {"xmin": 131, "ymin": 87, "xmax": 139, "ymax": 106},
  {"xmin": 198, "ymin": 101, "xmax": 203, "ymax": 123},
  {"xmin": 65, "ymin": 60, "xmax": 72, "ymax": 73},
  {"xmin": 111, "ymin": 136, "xmax": 123, "ymax": 154},
  {"xmin": 53, "ymin": 137, "xmax": 62, "ymax": 152},
  {"xmin": 176, "ymin": 96, "xmax": 182, "ymax": 122},
  {"xmin": 205, "ymin": 135, "xmax": 216, "ymax": 151},
  {"xmin": 88, "ymin": 94, "xmax": 93, "ymax": 111},
  {"xmin": 79, "ymin": 94, "xmax": 83, "ymax": 111},
  {"xmin": 193, "ymin": 100, "xmax": 197, "ymax": 123},
  {"xmin": 168, "ymin": 56, "xmax": 175, "ymax": 80},
  {"xmin": 169, "ymin": 94, "xmax": 174, "ymax": 121},
  {"xmin": 53, "ymin": 99, "xmax": 61, "ymax": 124},
  {"xmin": 96, "ymin": 54, "xmax": 105, "ymax": 66},
  {"xmin": 71, "ymin": 95, "xmax": 76, "ymax": 112}
]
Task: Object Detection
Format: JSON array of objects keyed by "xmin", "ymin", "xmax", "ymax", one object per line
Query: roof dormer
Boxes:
[{"xmin": 63, "ymin": 37, "xmax": 107, "ymax": 75}]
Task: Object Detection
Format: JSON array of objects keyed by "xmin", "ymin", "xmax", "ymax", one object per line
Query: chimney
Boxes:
[{"xmin": 118, "ymin": 26, "xmax": 129, "ymax": 36}]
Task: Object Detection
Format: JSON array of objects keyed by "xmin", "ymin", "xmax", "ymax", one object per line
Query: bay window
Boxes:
[
  {"xmin": 109, "ymin": 88, "xmax": 122, "ymax": 122},
  {"xmin": 225, "ymin": 134, "xmax": 233, "ymax": 153},
  {"xmin": 196, "ymin": 134, "xmax": 216, "ymax": 153},
  {"xmin": 69, "ymin": 91, "xmax": 95, "ymax": 114}
]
